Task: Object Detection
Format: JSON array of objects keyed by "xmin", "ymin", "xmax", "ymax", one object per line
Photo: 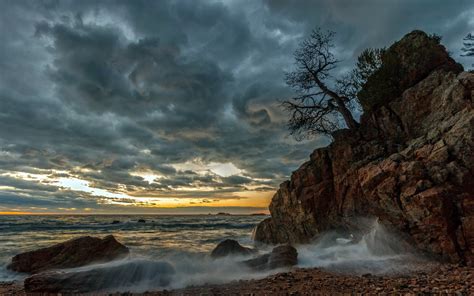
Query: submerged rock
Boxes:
[
  {"xmin": 242, "ymin": 245, "xmax": 298, "ymax": 270},
  {"xmin": 211, "ymin": 239, "xmax": 256, "ymax": 258},
  {"xmin": 8, "ymin": 235, "xmax": 129, "ymax": 274},
  {"xmin": 24, "ymin": 259, "xmax": 175, "ymax": 293},
  {"xmin": 254, "ymin": 31, "xmax": 474, "ymax": 266}
]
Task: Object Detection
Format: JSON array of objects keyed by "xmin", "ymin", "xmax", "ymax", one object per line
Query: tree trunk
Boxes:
[
  {"xmin": 308, "ymin": 71, "xmax": 359, "ymax": 130},
  {"xmin": 334, "ymin": 97, "xmax": 359, "ymax": 129}
]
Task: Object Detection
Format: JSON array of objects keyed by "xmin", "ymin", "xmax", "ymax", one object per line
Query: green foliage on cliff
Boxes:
[
  {"xmin": 358, "ymin": 31, "xmax": 446, "ymax": 112},
  {"xmin": 352, "ymin": 48, "xmax": 385, "ymax": 90}
]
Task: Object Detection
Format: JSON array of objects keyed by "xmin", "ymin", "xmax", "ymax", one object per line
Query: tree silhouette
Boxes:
[
  {"xmin": 282, "ymin": 29, "xmax": 359, "ymax": 139},
  {"xmin": 461, "ymin": 33, "xmax": 474, "ymax": 57}
]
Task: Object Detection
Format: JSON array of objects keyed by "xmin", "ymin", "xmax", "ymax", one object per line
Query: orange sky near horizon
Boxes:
[
  {"xmin": 0, "ymin": 190, "xmax": 273, "ymax": 215},
  {"xmin": 1, "ymin": 168, "xmax": 275, "ymax": 214}
]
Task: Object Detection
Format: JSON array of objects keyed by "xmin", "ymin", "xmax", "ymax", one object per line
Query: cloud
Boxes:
[{"xmin": 0, "ymin": 0, "xmax": 473, "ymax": 213}]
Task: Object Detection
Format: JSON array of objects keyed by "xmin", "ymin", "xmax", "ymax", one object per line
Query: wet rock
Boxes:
[
  {"xmin": 211, "ymin": 239, "xmax": 256, "ymax": 258},
  {"xmin": 24, "ymin": 259, "xmax": 175, "ymax": 293},
  {"xmin": 268, "ymin": 245, "xmax": 298, "ymax": 269},
  {"xmin": 111, "ymin": 220, "xmax": 120, "ymax": 224},
  {"xmin": 8, "ymin": 235, "xmax": 129, "ymax": 274},
  {"xmin": 242, "ymin": 245, "xmax": 297, "ymax": 270},
  {"xmin": 138, "ymin": 219, "xmax": 146, "ymax": 223}
]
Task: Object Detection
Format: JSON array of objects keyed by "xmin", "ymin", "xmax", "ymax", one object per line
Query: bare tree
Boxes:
[
  {"xmin": 461, "ymin": 33, "xmax": 474, "ymax": 70},
  {"xmin": 282, "ymin": 29, "xmax": 359, "ymax": 139},
  {"xmin": 461, "ymin": 33, "xmax": 474, "ymax": 57}
]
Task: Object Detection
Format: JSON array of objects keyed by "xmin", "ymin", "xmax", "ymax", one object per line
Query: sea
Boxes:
[
  {"xmin": 0, "ymin": 215, "xmax": 272, "ymax": 289},
  {"xmin": 0, "ymin": 215, "xmax": 426, "ymax": 292}
]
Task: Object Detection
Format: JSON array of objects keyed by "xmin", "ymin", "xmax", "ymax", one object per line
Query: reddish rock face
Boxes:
[
  {"xmin": 8, "ymin": 235, "xmax": 129, "ymax": 274},
  {"xmin": 254, "ymin": 37, "xmax": 474, "ymax": 265}
]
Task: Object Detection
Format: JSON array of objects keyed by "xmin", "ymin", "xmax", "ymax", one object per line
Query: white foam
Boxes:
[
  {"xmin": 1, "ymin": 218, "xmax": 425, "ymax": 292},
  {"xmin": 0, "ymin": 265, "xmax": 25, "ymax": 282},
  {"xmin": 297, "ymin": 218, "xmax": 423, "ymax": 274},
  {"xmin": 45, "ymin": 252, "xmax": 282, "ymax": 293}
]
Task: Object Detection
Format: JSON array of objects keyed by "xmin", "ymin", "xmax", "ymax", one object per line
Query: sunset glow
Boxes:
[{"xmin": 1, "ymin": 0, "xmax": 472, "ymax": 215}]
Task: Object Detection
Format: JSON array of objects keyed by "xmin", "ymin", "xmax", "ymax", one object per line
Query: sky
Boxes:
[{"xmin": 1, "ymin": 0, "xmax": 474, "ymax": 215}]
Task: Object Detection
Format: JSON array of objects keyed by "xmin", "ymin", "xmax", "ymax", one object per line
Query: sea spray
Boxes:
[
  {"xmin": 166, "ymin": 251, "xmax": 278, "ymax": 290},
  {"xmin": 26, "ymin": 251, "xmax": 282, "ymax": 293},
  {"xmin": 40, "ymin": 218, "xmax": 423, "ymax": 293},
  {"xmin": 1, "ymin": 215, "xmax": 427, "ymax": 293},
  {"xmin": 297, "ymin": 217, "xmax": 423, "ymax": 274},
  {"xmin": 25, "ymin": 259, "xmax": 176, "ymax": 293}
]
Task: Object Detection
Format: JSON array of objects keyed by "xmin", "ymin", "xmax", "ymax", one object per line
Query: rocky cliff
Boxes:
[{"xmin": 254, "ymin": 31, "xmax": 474, "ymax": 266}]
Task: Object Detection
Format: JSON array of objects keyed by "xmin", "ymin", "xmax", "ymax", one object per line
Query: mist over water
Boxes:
[
  {"xmin": 0, "ymin": 215, "xmax": 424, "ymax": 292},
  {"xmin": 38, "ymin": 251, "xmax": 280, "ymax": 293},
  {"xmin": 298, "ymin": 218, "xmax": 424, "ymax": 275},
  {"xmin": 0, "ymin": 214, "xmax": 268, "ymax": 289}
]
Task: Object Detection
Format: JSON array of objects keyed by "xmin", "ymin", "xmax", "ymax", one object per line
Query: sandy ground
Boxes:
[{"xmin": 1, "ymin": 264, "xmax": 472, "ymax": 295}]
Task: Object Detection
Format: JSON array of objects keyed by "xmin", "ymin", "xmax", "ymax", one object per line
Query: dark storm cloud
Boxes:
[
  {"xmin": 263, "ymin": 0, "xmax": 474, "ymax": 66},
  {"xmin": 0, "ymin": 179, "xmax": 102, "ymax": 209},
  {"xmin": 0, "ymin": 175, "xmax": 58, "ymax": 193},
  {"xmin": 1, "ymin": 0, "xmax": 473, "ymax": 212}
]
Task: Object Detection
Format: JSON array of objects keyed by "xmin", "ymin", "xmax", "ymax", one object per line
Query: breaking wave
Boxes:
[
  {"xmin": 26, "ymin": 252, "xmax": 278, "ymax": 293},
  {"xmin": 298, "ymin": 218, "xmax": 424, "ymax": 274},
  {"xmin": 1, "ymin": 216, "xmax": 427, "ymax": 293}
]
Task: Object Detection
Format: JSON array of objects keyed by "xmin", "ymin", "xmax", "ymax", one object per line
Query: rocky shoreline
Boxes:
[
  {"xmin": 2, "ymin": 233, "xmax": 473, "ymax": 295},
  {"xmin": 1, "ymin": 31, "xmax": 473, "ymax": 295},
  {"xmin": 254, "ymin": 31, "xmax": 474, "ymax": 266},
  {"xmin": 1, "ymin": 263, "xmax": 472, "ymax": 295},
  {"xmin": 152, "ymin": 264, "xmax": 473, "ymax": 295},
  {"xmin": 2, "ymin": 236, "xmax": 301, "ymax": 294},
  {"xmin": 1, "ymin": 218, "xmax": 472, "ymax": 295}
]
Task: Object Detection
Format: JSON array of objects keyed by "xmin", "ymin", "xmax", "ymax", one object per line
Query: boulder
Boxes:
[
  {"xmin": 242, "ymin": 245, "xmax": 298, "ymax": 270},
  {"xmin": 358, "ymin": 30, "xmax": 463, "ymax": 112},
  {"xmin": 211, "ymin": 239, "xmax": 256, "ymax": 258},
  {"xmin": 24, "ymin": 259, "xmax": 175, "ymax": 293},
  {"xmin": 254, "ymin": 33, "xmax": 474, "ymax": 266},
  {"xmin": 8, "ymin": 235, "xmax": 129, "ymax": 274}
]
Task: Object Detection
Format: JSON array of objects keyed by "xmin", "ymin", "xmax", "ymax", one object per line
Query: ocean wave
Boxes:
[
  {"xmin": 0, "ymin": 214, "xmax": 264, "ymax": 282},
  {"xmin": 0, "ymin": 216, "xmax": 428, "ymax": 293},
  {"xmin": 21, "ymin": 253, "xmax": 274, "ymax": 293},
  {"xmin": 0, "ymin": 221, "xmax": 257, "ymax": 233}
]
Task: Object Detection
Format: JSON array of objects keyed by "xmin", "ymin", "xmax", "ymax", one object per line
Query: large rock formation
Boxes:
[
  {"xmin": 8, "ymin": 235, "xmax": 129, "ymax": 273},
  {"xmin": 254, "ymin": 31, "xmax": 474, "ymax": 266},
  {"xmin": 359, "ymin": 31, "xmax": 462, "ymax": 111}
]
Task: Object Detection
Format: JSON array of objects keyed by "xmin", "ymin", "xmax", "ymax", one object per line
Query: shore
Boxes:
[{"xmin": 2, "ymin": 263, "xmax": 472, "ymax": 295}]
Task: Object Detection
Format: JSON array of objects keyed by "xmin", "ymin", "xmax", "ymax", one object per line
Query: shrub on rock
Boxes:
[{"xmin": 359, "ymin": 31, "xmax": 463, "ymax": 112}]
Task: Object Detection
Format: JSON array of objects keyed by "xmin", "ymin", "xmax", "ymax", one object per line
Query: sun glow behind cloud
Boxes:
[
  {"xmin": 0, "ymin": 159, "xmax": 273, "ymax": 213},
  {"xmin": 6, "ymin": 1, "xmax": 472, "ymax": 214},
  {"xmin": 55, "ymin": 177, "xmax": 129, "ymax": 199},
  {"xmin": 170, "ymin": 160, "xmax": 242, "ymax": 177}
]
